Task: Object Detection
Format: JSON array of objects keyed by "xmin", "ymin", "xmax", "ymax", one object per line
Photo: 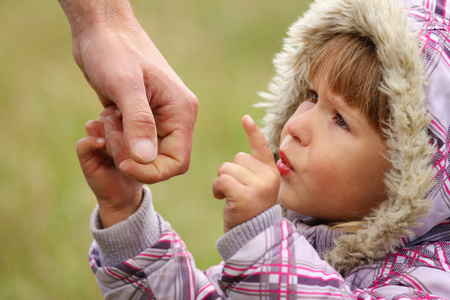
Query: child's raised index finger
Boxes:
[{"xmin": 242, "ymin": 115, "xmax": 275, "ymax": 165}]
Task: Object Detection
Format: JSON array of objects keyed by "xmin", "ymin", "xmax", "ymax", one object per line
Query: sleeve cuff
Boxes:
[
  {"xmin": 216, "ymin": 205, "xmax": 282, "ymax": 261},
  {"xmin": 90, "ymin": 185, "xmax": 161, "ymax": 267}
]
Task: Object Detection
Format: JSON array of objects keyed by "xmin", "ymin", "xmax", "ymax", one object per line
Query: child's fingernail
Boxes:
[
  {"xmin": 218, "ymin": 163, "xmax": 227, "ymax": 176},
  {"xmin": 134, "ymin": 138, "xmax": 156, "ymax": 162},
  {"xmin": 242, "ymin": 115, "xmax": 254, "ymax": 126},
  {"xmin": 96, "ymin": 138, "xmax": 105, "ymax": 145}
]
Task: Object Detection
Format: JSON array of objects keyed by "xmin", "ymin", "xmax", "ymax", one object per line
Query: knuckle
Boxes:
[
  {"xmin": 129, "ymin": 108, "xmax": 155, "ymax": 123},
  {"xmin": 75, "ymin": 139, "xmax": 84, "ymax": 153},
  {"xmin": 220, "ymin": 174, "xmax": 232, "ymax": 185},
  {"xmin": 127, "ymin": 110, "xmax": 155, "ymax": 125},
  {"xmin": 233, "ymin": 152, "xmax": 248, "ymax": 163},
  {"xmin": 213, "ymin": 178, "xmax": 227, "ymax": 197},
  {"xmin": 186, "ymin": 90, "xmax": 198, "ymax": 103},
  {"xmin": 175, "ymin": 159, "xmax": 190, "ymax": 175},
  {"xmin": 186, "ymin": 92, "xmax": 199, "ymax": 113},
  {"xmin": 171, "ymin": 151, "xmax": 191, "ymax": 176},
  {"xmin": 84, "ymin": 119, "xmax": 97, "ymax": 130}
]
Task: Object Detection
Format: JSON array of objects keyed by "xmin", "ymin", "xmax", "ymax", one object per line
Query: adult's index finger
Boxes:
[{"xmin": 242, "ymin": 115, "xmax": 275, "ymax": 165}]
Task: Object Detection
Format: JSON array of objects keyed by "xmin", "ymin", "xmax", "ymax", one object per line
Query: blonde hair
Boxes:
[{"xmin": 309, "ymin": 34, "xmax": 389, "ymax": 231}]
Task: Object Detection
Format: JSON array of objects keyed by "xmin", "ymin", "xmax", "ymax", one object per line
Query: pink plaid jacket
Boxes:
[{"xmin": 89, "ymin": 199, "xmax": 450, "ymax": 299}]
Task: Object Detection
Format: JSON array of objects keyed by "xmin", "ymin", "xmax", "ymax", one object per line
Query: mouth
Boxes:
[{"xmin": 277, "ymin": 150, "xmax": 293, "ymax": 176}]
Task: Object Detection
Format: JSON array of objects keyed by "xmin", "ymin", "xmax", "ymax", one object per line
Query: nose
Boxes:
[{"xmin": 284, "ymin": 106, "xmax": 313, "ymax": 146}]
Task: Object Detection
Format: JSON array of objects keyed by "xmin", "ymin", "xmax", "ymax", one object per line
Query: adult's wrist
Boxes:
[{"xmin": 58, "ymin": 0, "xmax": 137, "ymax": 38}]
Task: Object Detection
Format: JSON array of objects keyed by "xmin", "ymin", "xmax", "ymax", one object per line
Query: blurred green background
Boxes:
[{"xmin": 0, "ymin": 0, "xmax": 311, "ymax": 298}]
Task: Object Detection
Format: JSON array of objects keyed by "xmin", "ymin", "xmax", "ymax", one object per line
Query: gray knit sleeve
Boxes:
[
  {"xmin": 216, "ymin": 205, "xmax": 282, "ymax": 261},
  {"xmin": 90, "ymin": 186, "xmax": 161, "ymax": 267}
]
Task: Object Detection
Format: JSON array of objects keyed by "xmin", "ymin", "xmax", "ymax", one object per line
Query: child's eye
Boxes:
[
  {"xmin": 308, "ymin": 90, "xmax": 319, "ymax": 104},
  {"xmin": 333, "ymin": 113, "xmax": 349, "ymax": 131}
]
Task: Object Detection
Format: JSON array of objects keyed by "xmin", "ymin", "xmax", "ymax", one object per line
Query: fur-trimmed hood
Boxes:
[{"xmin": 259, "ymin": 0, "xmax": 450, "ymax": 273}]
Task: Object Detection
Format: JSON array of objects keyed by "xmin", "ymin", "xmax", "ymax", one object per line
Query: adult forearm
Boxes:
[{"xmin": 58, "ymin": 0, "xmax": 137, "ymax": 37}]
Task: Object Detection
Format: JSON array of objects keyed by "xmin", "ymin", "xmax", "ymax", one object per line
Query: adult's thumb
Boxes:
[{"xmin": 120, "ymin": 102, "xmax": 158, "ymax": 164}]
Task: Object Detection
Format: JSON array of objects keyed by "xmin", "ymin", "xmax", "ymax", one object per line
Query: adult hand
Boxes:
[
  {"xmin": 212, "ymin": 115, "xmax": 280, "ymax": 233},
  {"xmin": 59, "ymin": 0, "xmax": 198, "ymax": 183}
]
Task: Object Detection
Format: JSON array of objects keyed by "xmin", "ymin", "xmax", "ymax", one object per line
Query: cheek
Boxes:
[
  {"xmin": 306, "ymin": 148, "xmax": 340, "ymax": 183},
  {"xmin": 304, "ymin": 149, "xmax": 354, "ymax": 199},
  {"xmin": 313, "ymin": 149, "xmax": 386, "ymax": 205}
]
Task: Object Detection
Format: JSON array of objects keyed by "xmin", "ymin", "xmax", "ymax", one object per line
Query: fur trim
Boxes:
[{"xmin": 258, "ymin": 0, "xmax": 435, "ymax": 274}]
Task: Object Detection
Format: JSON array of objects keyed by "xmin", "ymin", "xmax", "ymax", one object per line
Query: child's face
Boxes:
[{"xmin": 277, "ymin": 76, "xmax": 389, "ymax": 221}]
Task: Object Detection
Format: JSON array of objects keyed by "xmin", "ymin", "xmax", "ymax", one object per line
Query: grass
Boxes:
[{"xmin": 0, "ymin": 0, "xmax": 311, "ymax": 298}]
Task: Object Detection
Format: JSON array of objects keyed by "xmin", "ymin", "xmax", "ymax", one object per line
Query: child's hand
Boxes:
[
  {"xmin": 213, "ymin": 115, "xmax": 280, "ymax": 233},
  {"xmin": 77, "ymin": 107, "xmax": 143, "ymax": 228}
]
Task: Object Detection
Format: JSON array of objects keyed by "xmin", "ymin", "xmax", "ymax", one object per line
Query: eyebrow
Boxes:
[
  {"xmin": 327, "ymin": 93, "xmax": 346, "ymax": 109},
  {"xmin": 310, "ymin": 80, "xmax": 347, "ymax": 111}
]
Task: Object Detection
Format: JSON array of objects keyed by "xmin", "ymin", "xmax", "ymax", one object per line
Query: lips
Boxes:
[{"xmin": 277, "ymin": 150, "xmax": 293, "ymax": 176}]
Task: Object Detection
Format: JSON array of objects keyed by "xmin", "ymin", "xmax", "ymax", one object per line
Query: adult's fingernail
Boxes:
[{"xmin": 134, "ymin": 138, "xmax": 156, "ymax": 163}]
